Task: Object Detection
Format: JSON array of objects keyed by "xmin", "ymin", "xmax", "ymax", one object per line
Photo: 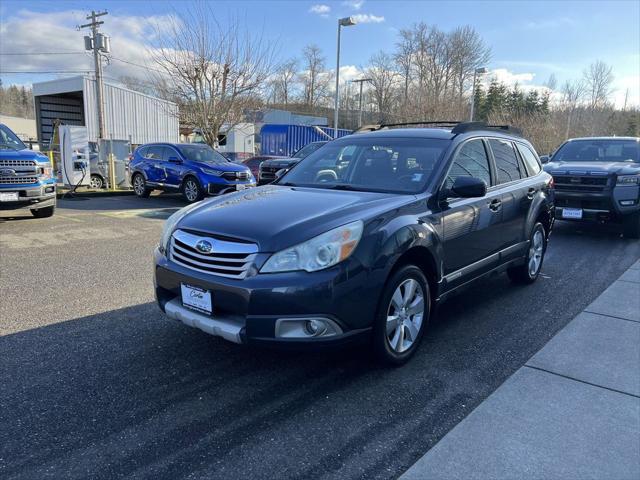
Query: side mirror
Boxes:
[
  {"xmin": 275, "ymin": 168, "xmax": 288, "ymax": 180},
  {"xmin": 539, "ymin": 155, "xmax": 550, "ymax": 164},
  {"xmin": 451, "ymin": 176, "xmax": 487, "ymax": 198}
]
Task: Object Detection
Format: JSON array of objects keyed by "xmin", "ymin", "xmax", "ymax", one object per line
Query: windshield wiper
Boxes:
[{"xmin": 325, "ymin": 183, "xmax": 361, "ymax": 191}]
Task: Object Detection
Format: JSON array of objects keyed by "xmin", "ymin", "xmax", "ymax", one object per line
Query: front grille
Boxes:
[
  {"xmin": 0, "ymin": 176, "xmax": 38, "ymax": 184},
  {"xmin": 555, "ymin": 197, "xmax": 610, "ymax": 210},
  {"xmin": 552, "ymin": 175, "xmax": 608, "ymax": 192},
  {"xmin": 0, "ymin": 160, "xmax": 36, "ymax": 167},
  {"xmin": 170, "ymin": 229, "xmax": 258, "ymax": 279},
  {"xmin": 221, "ymin": 171, "xmax": 250, "ymax": 181}
]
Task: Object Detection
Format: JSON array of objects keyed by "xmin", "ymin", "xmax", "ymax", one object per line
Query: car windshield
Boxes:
[
  {"xmin": 0, "ymin": 124, "xmax": 26, "ymax": 151},
  {"xmin": 554, "ymin": 139, "xmax": 639, "ymax": 163},
  {"xmin": 292, "ymin": 142, "xmax": 325, "ymax": 159},
  {"xmin": 179, "ymin": 145, "xmax": 229, "ymax": 165},
  {"xmin": 278, "ymin": 136, "xmax": 449, "ymax": 193}
]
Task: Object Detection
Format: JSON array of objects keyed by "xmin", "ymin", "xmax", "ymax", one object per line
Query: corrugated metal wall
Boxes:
[
  {"xmin": 260, "ymin": 124, "xmax": 351, "ymax": 156},
  {"xmin": 83, "ymin": 77, "xmax": 179, "ymax": 144}
]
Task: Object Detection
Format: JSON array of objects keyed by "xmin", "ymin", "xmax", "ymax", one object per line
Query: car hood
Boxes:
[
  {"xmin": 0, "ymin": 148, "xmax": 49, "ymax": 163},
  {"xmin": 545, "ymin": 161, "xmax": 640, "ymax": 176},
  {"xmin": 261, "ymin": 157, "xmax": 297, "ymax": 169},
  {"xmin": 195, "ymin": 161, "xmax": 249, "ymax": 172},
  {"xmin": 176, "ymin": 185, "xmax": 414, "ymax": 252}
]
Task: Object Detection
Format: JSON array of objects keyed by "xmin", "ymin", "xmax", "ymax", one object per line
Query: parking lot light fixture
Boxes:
[
  {"xmin": 334, "ymin": 16, "xmax": 357, "ymax": 138},
  {"xmin": 470, "ymin": 67, "xmax": 489, "ymax": 121}
]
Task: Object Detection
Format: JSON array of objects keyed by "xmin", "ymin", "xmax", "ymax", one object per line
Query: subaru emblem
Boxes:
[{"xmin": 195, "ymin": 239, "xmax": 213, "ymax": 254}]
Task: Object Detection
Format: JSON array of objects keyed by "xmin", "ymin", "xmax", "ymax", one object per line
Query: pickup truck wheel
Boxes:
[
  {"xmin": 182, "ymin": 177, "xmax": 204, "ymax": 203},
  {"xmin": 372, "ymin": 265, "xmax": 430, "ymax": 366},
  {"xmin": 622, "ymin": 212, "xmax": 640, "ymax": 239},
  {"xmin": 508, "ymin": 222, "xmax": 546, "ymax": 284},
  {"xmin": 31, "ymin": 206, "xmax": 55, "ymax": 218},
  {"xmin": 132, "ymin": 173, "xmax": 151, "ymax": 198}
]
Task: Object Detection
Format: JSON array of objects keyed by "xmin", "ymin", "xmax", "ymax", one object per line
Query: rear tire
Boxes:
[
  {"xmin": 31, "ymin": 206, "xmax": 55, "ymax": 218},
  {"xmin": 622, "ymin": 212, "xmax": 640, "ymax": 239},
  {"xmin": 132, "ymin": 173, "xmax": 151, "ymax": 198},
  {"xmin": 372, "ymin": 265, "xmax": 430, "ymax": 366},
  {"xmin": 182, "ymin": 176, "xmax": 204, "ymax": 203},
  {"xmin": 507, "ymin": 222, "xmax": 546, "ymax": 284},
  {"xmin": 89, "ymin": 174, "xmax": 104, "ymax": 189}
]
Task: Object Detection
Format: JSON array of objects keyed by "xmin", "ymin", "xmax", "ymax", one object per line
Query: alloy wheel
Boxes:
[
  {"xmin": 528, "ymin": 229, "xmax": 544, "ymax": 277},
  {"xmin": 90, "ymin": 175, "xmax": 103, "ymax": 189},
  {"xmin": 133, "ymin": 175, "xmax": 145, "ymax": 195},
  {"xmin": 184, "ymin": 180, "xmax": 199, "ymax": 202},
  {"xmin": 386, "ymin": 278, "xmax": 425, "ymax": 353}
]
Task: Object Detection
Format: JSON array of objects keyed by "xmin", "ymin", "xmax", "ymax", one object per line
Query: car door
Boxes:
[
  {"xmin": 143, "ymin": 145, "xmax": 167, "ymax": 184},
  {"xmin": 162, "ymin": 145, "xmax": 184, "ymax": 188},
  {"xmin": 487, "ymin": 138, "xmax": 531, "ymax": 252},
  {"xmin": 439, "ymin": 138, "xmax": 504, "ymax": 285}
]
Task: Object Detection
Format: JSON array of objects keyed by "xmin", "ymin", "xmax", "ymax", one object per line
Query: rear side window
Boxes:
[
  {"xmin": 516, "ymin": 144, "xmax": 542, "ymax": 176},
  {"xmin": 489, "ymin": 139, "xmax": 522, "ymax": 184},
  {"xmin": 145, "ymin": 146, "xmax": 164, "ymax": 160},
  {"xmin": 445, "ymin": 139, "xmax": 491, "ymax": 189},
  {"xmin": 136, "ymin": 146, "xmax": 148, "ymax": 158}
]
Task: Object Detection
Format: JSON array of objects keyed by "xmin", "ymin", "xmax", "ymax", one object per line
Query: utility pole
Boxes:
[
  {"xmin": 351, "ymin": 78, "xmax": 372, "ymax": 128},
  {"xmin": 80, "ymin": 10, "xmax": 108, "ymax": 140}
]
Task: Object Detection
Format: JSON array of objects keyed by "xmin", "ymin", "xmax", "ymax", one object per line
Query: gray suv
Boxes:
[{"xmin": 542, "ymin": 137, "xmax": 640, "ymax": 238}]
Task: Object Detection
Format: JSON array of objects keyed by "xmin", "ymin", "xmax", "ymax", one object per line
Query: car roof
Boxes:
[
  {"xmin": 566, "ymin": 136, "xmax": 640, "ymax": 142},
  {"xmin": 352, "ymin": 127, "xmax": 524, "ymax": 142}
]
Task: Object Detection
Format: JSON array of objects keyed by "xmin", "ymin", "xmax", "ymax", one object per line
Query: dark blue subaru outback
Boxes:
[
  {"xmin": 154, "ymin": 122, "xmax": 554, "ymax": 365},
  {"xmin": 130, "ymin": 143, "xmax": 255, "ymax": 202}
]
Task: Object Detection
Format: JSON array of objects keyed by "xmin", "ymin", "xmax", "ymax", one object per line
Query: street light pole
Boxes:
[
  {"xmin": 469, "ymin": 67, "xmax": 488, "ymax": 121},
  {"xmin": 351, "ymin": 78, "xmax": 372, "ymax": 128},
  {"xmin": 334, "ymin": 17, "xmax": 356, "ymax": 138}
]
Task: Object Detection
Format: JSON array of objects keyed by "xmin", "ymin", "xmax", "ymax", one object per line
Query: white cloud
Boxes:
[
  {"xmin": 339, "ymin": 65, "xmax": 363, "ymax": 84},
  {"xmin": 342, "ymin": 0, "xmax": 364, "ymax": 10},
  {"xmin": 489, "ymin": 68, "xmax": 535, "ymax": 86},
  {"xmin": 0, "ymin": 9, "xmax": 177, "ymax": 86},
  {"xmin": 309, "ymin": 4, "xmax": 331, "ymax": 17},
  {"xmin": 352, "ymin": 13, "xmax": 385, "ymax": 24},
  {"xmin": 612, "ymin": 74, "xmax": 640, "ymax": 108}
]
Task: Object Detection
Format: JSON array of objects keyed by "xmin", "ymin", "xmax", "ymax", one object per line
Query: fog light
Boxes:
[
  {"xmin": 275, "ymin": 317, "xmax": 343, "ymax": 339},
  {"xmin": 620, "ymin": 200, "xmax": 637, "ymax": 206}
]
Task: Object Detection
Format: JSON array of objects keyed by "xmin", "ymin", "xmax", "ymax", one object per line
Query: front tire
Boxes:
[
  {"xmin": 132, "ymin": 173, "xmax": 151, "ymax": 198},
  {"xmin": 182, "ymin": 176, "xmax": 204, "ymax": 203},
  {"xmin": 89, "ymin": 174, "xmax": 104, "ymax": 189},
  {"xmin": 508, "ymin": 222, "xmax": 546, "ymax": 284},
  {"xmin": 31, "ymin": 206, "xmax": 55, "ymax": 218},
  {"xmin": 372, "ymin": 265, "xmax": 430, "ymax": 366},
  {"xmin": 622, "ymin": 212, "xmax": 640, "ymax": 239}
]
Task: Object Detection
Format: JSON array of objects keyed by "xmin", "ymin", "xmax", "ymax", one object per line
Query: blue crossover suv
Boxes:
[{"xmin": 130, "ymin": 143, "xmax": 256, "ymax": 202}]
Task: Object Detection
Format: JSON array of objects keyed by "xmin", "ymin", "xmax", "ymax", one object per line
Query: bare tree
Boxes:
[
  {"xmin": 299, "ymin": 44, "xmax": 331, "ymax": 107},
  {"xmin": 561, "ymin": 79, "xmax": 586, "ymax": 138},
  {"xmin": 149, "ymin": 4, "xmax": 276, "ymax": 146},
  {"xmin": 394, "ymin": 28, "xmax": 414, "ymax": 105},
  {"xmin": 449, "ymin": 26, "xmax": 491, "ymax": 105},
  {"xmin": 583, "ymin": 60, "xmax": 614, "ymax": 109},
  {"xmin": 366, "ymin": 51, "xmax": 399, "ymax": 122},
  {"xmin": 271, "ymin": 58, "xmax": 298, "ymax": 105}
]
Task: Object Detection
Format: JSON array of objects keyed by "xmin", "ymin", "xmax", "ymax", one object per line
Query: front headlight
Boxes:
[
  {"xmin": 616, "ymin": 174, "xmax": 640, "ymax": 185},
  {"xmin": 159, "ymin": 202, "xmax": 203, "ymax": 255},
  {"xmin": 38, "ymin": 163, "xmax": 53, "ymax": 179},
  {"xmin": 202, "ymin": 168, "xmax": 224, "ymax": 176},
  {"xmin": 261, "ymin": 220, "xmax": 364, "ymax": 273}
]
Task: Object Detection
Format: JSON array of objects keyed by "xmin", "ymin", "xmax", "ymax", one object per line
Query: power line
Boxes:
[
  {"xmin": 0, "ymin": 52, "xmax": 87, "ymax": 56},
  {"xmin": 109, "ymin": 56, "xmax": 166, "ymax": 75},
  {"xmin": 0, "ymin": 70, "xmax": 91, "ymax": 74}
]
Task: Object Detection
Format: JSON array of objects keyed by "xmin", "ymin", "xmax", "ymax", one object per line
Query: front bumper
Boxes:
[
  {"xmin": 153, "ymin": 247, "xmax": 375, "ymax": 347},
  {"xmin": 0, "ymin": 182, "xmax": 56, "ymax": 211},
  {"xmin": 554, "ymin": 185, "xmax": 640, "ymax": 222}
]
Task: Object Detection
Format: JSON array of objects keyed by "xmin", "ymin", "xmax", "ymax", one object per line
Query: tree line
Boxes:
[{"xmin": 0, "ymin": 80, "xmax": 35, "ymax": 119}]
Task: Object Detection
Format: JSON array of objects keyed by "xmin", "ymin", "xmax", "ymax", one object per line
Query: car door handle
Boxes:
[
  {"xmin": 488, "ymin": 199, "xmax": 502, "ymax": 212},
  {"xmin": 527, "ymin": 188, "xmax": 537, "ymax": 200}
]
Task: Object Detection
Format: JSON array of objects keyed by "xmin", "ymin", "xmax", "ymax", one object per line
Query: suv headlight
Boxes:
[
  {"xmin": 159, "ymin": 202, "xmax": 203, "ymax": 255},
  {"xmin": 202, "ymin": 168, "xmax": 224, "ymax": 176},
  {"xmin": 39, "ymin": 164, "xmax": 53, "ymax": 179},
  {"xmin": 261, "ymin": 220, "xmax": 363, "ymax": 273},
  {"xmin": 617, "ymin": 174, "xmax": 640, "ymax": 186}
]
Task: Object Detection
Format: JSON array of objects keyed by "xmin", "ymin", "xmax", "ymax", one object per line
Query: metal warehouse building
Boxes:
[{"xmin": 32, "ymin": 75, "xmax": 179, "ymax": 146}]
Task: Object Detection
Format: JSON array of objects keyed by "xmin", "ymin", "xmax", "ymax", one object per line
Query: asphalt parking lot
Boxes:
[{"xmin": 1, "ymin": 195, "xmax": 639, "ymax": 480}]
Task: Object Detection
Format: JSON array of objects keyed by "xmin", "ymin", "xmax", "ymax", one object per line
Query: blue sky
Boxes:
[{"xmin": 1, "ymin": 0, "xmax": 639, "ymax": 106}]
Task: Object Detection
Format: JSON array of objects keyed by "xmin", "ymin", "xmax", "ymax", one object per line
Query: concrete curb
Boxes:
[
  {"xmin": 401, "ymin": 258, "xmax": 640, "ymax": 480},
  {"xmin": 57, "ymin": 189, "xmax": 134, "ymax": 199}
]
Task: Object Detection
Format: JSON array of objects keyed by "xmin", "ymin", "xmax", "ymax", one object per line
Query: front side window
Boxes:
[
  {"xmin": 0, "ymin": 125, "xmax": 26, "ymax": 150},
  {"xmin": 179, "ymin": 145, "xmax": 229, "ymax": 165},
  {"xmin": 516, "ymin": 143, "xmax": 542, "ymax": 176},
  {"xmin": 444, "ymin": 139, "xmax": 491, "ymax": 189},
  {"xmin": 280, "ymin": 137, "xmax": 449, "ymax": 194},
  {"xmin": 489, "ymin": 139, "xmax": 522, "ymax": 184},
  {"xmin": 553, "ymin": 139, "xmax": 639, "ymax": 163}
]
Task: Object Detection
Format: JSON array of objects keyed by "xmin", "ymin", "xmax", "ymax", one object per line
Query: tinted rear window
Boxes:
[{"xmin": 489, "ymin": 139, "xmax": 523, "ymax": 184}]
